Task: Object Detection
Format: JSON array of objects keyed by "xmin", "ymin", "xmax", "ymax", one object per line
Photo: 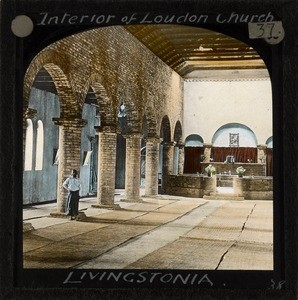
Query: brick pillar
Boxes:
[
  {"xmin": 161, "ymin": 141, "xmax": 175, "ymax": 194},
  {"xmin": 124, "ymin": 133, "xmax": 142, "ymax": 202},
  {"xmin": 162, "ymin": 141, "xmax": 175, "ymax": 175},
  {"xmin": 93, "ymin": 125, "xmax": 119, "ymax": 209},
  {"xmin": 177, "ymin": 143, "xmax": 185, "ymax": 175},
  {"xmin": 203, "ymin": 143, "xmax": 213, "ymax": 162},
  {"xmin": 52, "ymin": 117, "xmax": 87, "ymax": 213},
  {"xmin": 145, "ymin": 137, "xmax": 160, "ymax": 196}
]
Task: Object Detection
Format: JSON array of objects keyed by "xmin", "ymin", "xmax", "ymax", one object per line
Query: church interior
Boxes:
[
  {"xmin": 20, "ymin": 22, "xmax": 277, "ymax": 273},
  {"xmin": 23, "ymin": 24, "xmax": 273, "ymax": 209}
]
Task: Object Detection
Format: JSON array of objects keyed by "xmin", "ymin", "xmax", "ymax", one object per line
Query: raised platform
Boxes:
[
  {"xmin": 163, "ymin": 174, "xmax": 273, "ymax": 200},
  {"xmin": 203, "ymin": 194, "xmax": 245, "ymax": 201},
  {"xmin": 162, "ymin": 174, "xmax": 216, "ymax": 198},
  {"xmin": 201, "ymin": 162, "xmax": 266, "ymax": 176},
  {"xmin": 203, "ymin": 187, "xmax": 244, "ymax": 200},
  {"xmin": 234, "ymin": 176, "xmax": 273, "ymax": 200}
]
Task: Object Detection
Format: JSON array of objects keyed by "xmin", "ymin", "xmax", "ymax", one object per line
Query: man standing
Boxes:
[{"xmin": 63, "ymin": 169, "xmax": 81, "ymax": 220}]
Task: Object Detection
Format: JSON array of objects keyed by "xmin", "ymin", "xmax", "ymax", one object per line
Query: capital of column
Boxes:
[
  {"xmin": 162, "ymin": 141, "xmax": 176, "ymax": 147},
  {"xmin": 95, "ymin": 123, "xmax": 118, "ymax": 133},
  {"xmin": 52, "ymin": 117, "xmax": 87, "ymax": 128},
  {"xmin": 257, "ymin": 144, "xmax": 268, "ymax": 150},
  {"xmin": 123, "ymin": 133, "xmax": 143, "ymax": 139},
  {"xmin": 145, "ymin": 135, "xmax": 160, "ymax": 143},
  {"xmin": 23, "ymin": 107, "xmax": 37, "ymax": 120},
  {"xmin": 176, "ymin": 142, "xmax": 185, "ymax": 149},
  {"xmin": 203, "ymin": 143, "xmax": 213, "ymax": 148}
]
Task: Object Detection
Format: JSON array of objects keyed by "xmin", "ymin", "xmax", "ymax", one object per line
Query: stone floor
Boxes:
[{"xmin": 23, "ymin": 190, "xmax": 273, "ymax": 270}]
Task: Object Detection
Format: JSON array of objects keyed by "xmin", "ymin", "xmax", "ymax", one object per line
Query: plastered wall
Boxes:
[{"xmin": 183, "ymin": 70, "xmax": 272, "ymax": 145}]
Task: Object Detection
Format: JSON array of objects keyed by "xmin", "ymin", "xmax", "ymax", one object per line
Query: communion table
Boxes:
[{"xmin": 200, "ymin": 162, "xmax": 266, "ymax": 176}]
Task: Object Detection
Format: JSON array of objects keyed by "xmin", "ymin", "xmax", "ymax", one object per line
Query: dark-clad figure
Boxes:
[{"xmin": 63, "ymin": 169, "xmax": 81, "ymax": 220}]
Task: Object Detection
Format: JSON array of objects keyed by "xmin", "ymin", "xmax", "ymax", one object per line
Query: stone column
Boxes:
[
  {"xmin": 257, "ymin": 144, "xmax": 267, "ymax": 176},
  {"xmin": 161, "ymin": 141, "xmax": 175, "ymax": 194},
  {"xmin": 145, "ymin": 137, "xmax": 160, "ymax": 196},
  {"xmin": 203, "ymin": 143, "xmax": 213, "ymax": 162},
  {"xmin": 162, "ymin": 141, "xmax": 175, "ymax": 176},
  {"xmin": 177, "ymin": 143, "xmax": 185, "ymax": 175},
  {"xmin": 124, "ymin": 133, "xmax": 142, "ymax": 202},
  {"xmin": 52, "ymin": 117, "xmax": 87, "ymax": 214},
  {"xmin": 257, "ymin": 144, "xmax": 267, "ymax": 164},
  {"xmin": 93, "ymin": 125, "xmax": 119, "ymax": 209}
]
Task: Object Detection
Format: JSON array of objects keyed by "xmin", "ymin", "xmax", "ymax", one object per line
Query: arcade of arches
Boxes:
[{"xmin": 23, "ymin": 25, "xmax": 272, "ymax": 212}]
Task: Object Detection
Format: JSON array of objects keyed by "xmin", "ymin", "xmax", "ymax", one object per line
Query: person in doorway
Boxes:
[{"xmin": 63, "ymin": 169, "xmax": 81, "ymax": 220}]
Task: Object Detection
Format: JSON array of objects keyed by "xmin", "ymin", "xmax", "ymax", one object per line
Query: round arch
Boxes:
[
  {"xmin": 212, "ymin": 123, "xmax": 258, "ymax": 147},
  {"xmin": 173, "ymin": 120, "xmax": 183, "ymax": 144},
  {"xmin": 185, "ymin": 134, "xmax": 204, "ymax": 147},
  {"xmin": 24, "ymin": 63, "xmax": 79, "ymax": 119},
  {"xmin": 23, "ymin": 50, "xmax": 75, "ymax": 110},
  {"xmin": 81, "ymin": 73, "xmax": 116, "ymax": 128},
  {"xmin": 89, "ymin": 82, "xmax": 115, "ymax": 127},
  {"xmin": 43, "ymin": 63, "xmax": 80, "ymax": 118},
  {"xmin": 183, "ymin": 134, "xmax": 204, "ymax": 174},
  {"xmin": 160, "ymin": 116, "xmax": 171, "ymax": 143},
  {"xmin": 266, "ymin": 136, "xmax": 273, "ymax": 148}
]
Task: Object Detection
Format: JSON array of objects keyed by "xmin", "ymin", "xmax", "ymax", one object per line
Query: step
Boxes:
[
  {"xmin": 210, "ymin": 192, "xmax": 241, "ymax": 197},
  {"xmin": 203, "ymin": 195, "xmax": 245, "ymax": 201},
  {"xmin": 217, "ymin": 181, "xmax": 233, "ymax": 187}
]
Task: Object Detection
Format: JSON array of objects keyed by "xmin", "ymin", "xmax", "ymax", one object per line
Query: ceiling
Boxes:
[
  {"xmin": 125, "ymin": 24, "xmax": 265, "ymax": 77},
  {"xmin": 33, "ymin": 24, "xmax": 266, "ymax": 96}
]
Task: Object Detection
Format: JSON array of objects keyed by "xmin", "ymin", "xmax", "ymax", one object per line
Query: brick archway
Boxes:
[
  {"xmin": 43, "ymin": 63, "xmax": 80, "ymax": 118},
  {"xmin": 83, "ymin": 74, "xmax": 116, "ymax": 127},
  {"xmin": 174, "ymin": 120, "xmax": 183, "ymax": 144},
  {"xmin": 160, "ymin": 115, "xmax": 171, "ymax": 143}
]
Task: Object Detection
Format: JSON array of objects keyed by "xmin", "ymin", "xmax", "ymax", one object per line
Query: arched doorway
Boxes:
[{"xmin": 184, "ymin": 134, "xmax": 204, "ymax": 174}]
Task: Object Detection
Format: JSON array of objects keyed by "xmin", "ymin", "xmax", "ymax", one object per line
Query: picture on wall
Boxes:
[{"xmin": 229, "ymin": 133, "xmax": 239, "ymax": 147}]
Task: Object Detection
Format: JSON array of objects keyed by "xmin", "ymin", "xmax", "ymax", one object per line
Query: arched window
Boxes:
[
  {"xmin": 35, "ymin": 120, "xmax": 44, "ymax": 170},
  {"xmin": 24, "ymin": 119, "xmax": 33, "ymax": 171}
]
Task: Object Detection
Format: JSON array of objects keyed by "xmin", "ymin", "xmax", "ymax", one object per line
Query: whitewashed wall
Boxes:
[{"xmin": 183, "ymin": 70, "xmax": 272, "ymax": 145}]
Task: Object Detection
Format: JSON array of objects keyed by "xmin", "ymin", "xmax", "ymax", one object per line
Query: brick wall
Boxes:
[
  {"xmin": 23, "ymin": 26, "xmax": 184, "ymax": 209},
  {"xmin": 233, "ymin": 177, "xmax": 273, "ymax": 200},
  {"xmin": 23, "ymin": 26, "xmax": 183, "ymax": 139},
  {"xmin": 163, "ymin": 174, "xmax": 216, "ymax": 197}
]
